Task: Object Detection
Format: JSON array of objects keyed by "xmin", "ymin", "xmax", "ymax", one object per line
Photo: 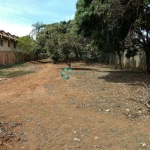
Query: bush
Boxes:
[{"xmin": 51, "ymin": 56, "xmax": 58, "ymax": 64}]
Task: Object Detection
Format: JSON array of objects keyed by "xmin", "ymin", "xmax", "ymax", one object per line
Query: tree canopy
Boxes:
[
  {"xmin": 75, "ymin": 0, "xmax": 150, "ymax": 72},
  {"xmin": 30, "ymin": 22, "xmax": 45, "ymax": 39},
  {"xmin": 35, "ymin": 20, "xmax": 92, "ymax": 63},
  {"xmin": 18, "ymin": 35, "xmax": 36, "ymax": 55}
]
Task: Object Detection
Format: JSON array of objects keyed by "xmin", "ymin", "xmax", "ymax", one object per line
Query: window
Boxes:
[
  {"xmin": 8, "ymin": 40, "xmax": 10, "ymax": 47},
  {"xmin": 14, "ymin": 42, "xmax": 16, "ymax": 48},
  {"xmin": 0, "ymin": 39, "xmax": 3, "ymax": 46}
]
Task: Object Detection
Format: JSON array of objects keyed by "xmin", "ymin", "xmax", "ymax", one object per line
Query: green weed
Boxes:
[
  {"xmin": 0, "ymin": 70, "xmax": 34, "ymax": 78},
  {"xmin": 0, "ymin": 63, "xmax": 27, "ymax": 69}
]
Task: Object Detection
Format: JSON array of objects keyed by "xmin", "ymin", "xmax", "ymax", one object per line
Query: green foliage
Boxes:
[
  {"xmin": 0, "ymin": 70, "xmax": 34, "ymax": 78},
  {"xmin": 36, "ymin": 32, "xmax": 47, "ymax": 51},
  {"xmin": 75, "ymin": 0, "xmax": 150, "ymax": 71},
  {"xmin": 13, "ymin": 52, "xmax": 20, "ymax": 63},
  {"xmin": 75, "ymin": 0, "xmax": 128, "ymax": 53},
  {"xmin": 30, "ymin": 22, "xmax": 45, "ymax": 38},
  {"xmin": 75, "ymin": 0, "xmax": 98, "ymax": 37},
  {"xmin": 44, "ymin": 25, "xmax": 60, "ymax": 61},
  {"xmin": 75, "ymin": 0, "xmax": 108, "ymax": 55},
  {"xmin": 32, "ymin": 17, "xmax": 95, "ymax": 62},
  {"xmin": 18, "ymin": 35, "xmax": 36, "ymax": 55},
  {"xmin": 36, "ymin": 20, "xmax": 87, "ymax": 61},
  {"xmin": 0, "ymin": 63, "xmax": 26, "ymax": 69}
]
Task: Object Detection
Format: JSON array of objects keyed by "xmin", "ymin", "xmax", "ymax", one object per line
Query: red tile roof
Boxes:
[{"xmin": 0, "ymin": 30, "xmax": 19, "ymax": 41}]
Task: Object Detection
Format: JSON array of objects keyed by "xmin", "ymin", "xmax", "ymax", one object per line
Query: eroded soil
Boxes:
[{"xmin": 0, "ymin": 61, "xmax": 150, "ymax": 150}]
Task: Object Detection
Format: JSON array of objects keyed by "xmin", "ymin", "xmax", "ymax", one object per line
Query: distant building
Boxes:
[{"xmin": 0, "ymin": 30, "xmax": 24, "ymax": 65}]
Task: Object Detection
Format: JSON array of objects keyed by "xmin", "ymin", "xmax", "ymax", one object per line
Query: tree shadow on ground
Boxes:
[
  {"xmin": 60, "ymin": 67, "xmax": 98, "ymax": 71},
  {"xmin": 28, "ymin": 61, "xmax": 40, "ymax": 64},
  {"xmin": 80, "ymin": 61, "xmax": 116, "ymax": 69},
  {"xmin": 28, "ymin": 60, "xmax": 51, "ymax": 64},
  {"xmin": 38, "ymin": 60, "xmax": 51, "ymax": 63},
  {"xmin": 97, "ymin": 70, "xmax": 150, "ymax": 86}
]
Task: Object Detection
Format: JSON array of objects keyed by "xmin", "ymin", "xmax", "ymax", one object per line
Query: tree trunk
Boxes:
[
  {"xmin": 76, "ymin": 53, "xmax": 78, "ymax": 59},
  {"xmin": 106, "ymin": 53, "xmax": 109, "ymax": 64},
  {"xmin": 145, "ymin": 50, "xmax": 150, "ymax": 73},
  {"xmin": 94, "ymin": 52, "xmax": 98, "ymax": 62},
  {"xmin": 34, "ymin": 54, "xmax": 38, "ymax": 61},
  {"xmin": 79, "ymin": 52, "xmax": 83, "ymax": 59},
  {"xmin": 66, "ymin": 59, "xmax": 71, "ymax": 68},
  {"xmin": 117, "ymin": 51, "xmax": 123, "ymax": 69},
  {"xmin": 34, "ymin": 54, "xmax": 36, "ymax": 61}
]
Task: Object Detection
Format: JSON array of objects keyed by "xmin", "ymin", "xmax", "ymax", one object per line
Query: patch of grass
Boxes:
[
  {"xmin": 0, "ymin": 63, "xmax": 27, "ymax": 69},
  {"xmin": 0, "ymin": 70, "xmax": 34, "ymax": 78}
]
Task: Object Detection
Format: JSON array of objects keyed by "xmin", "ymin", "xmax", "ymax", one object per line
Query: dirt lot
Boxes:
[{"xmin": 0, "ymin": 61, "xmax": 150, "ymax": 150}]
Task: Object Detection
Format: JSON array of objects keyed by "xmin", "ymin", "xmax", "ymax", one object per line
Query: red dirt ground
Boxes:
[{"xmin": 0, "ymin": 61, "xmax": 150, "ymax": 150}]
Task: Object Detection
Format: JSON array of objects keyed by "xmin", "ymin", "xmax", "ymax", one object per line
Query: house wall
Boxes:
[
  {"xmin": 0, "ymin": 51, "xmax": 24, "ymax": 65},
  {"xmin": 0, "ymin": 38, "xmax": 21, "ymax": 52},
  {"xmin": 0, "ymin": 30, "xmax": 42, "ymax": 65},
  {"xmin": 0, "ymin": 38, "xmax": 25, "ymax": 65}
]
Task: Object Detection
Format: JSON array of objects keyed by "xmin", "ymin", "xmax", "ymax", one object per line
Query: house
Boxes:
[{"xmin": 0, "ymin": 30, "xmax": 24, "ymax": 65}]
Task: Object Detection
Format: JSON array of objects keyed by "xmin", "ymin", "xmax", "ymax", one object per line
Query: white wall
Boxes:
[{"xmin": 100, "ymin": 50, "xmax": 146, "ymax": 71}]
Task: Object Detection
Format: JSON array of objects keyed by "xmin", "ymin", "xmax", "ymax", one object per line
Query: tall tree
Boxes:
[
  {"xmin": 75, "ymin": 0, "xmax": 150, "ymax": 70},
  {"xmin": 123, "ymin": 1, "xmax": 150, "ymax": 73},
  {"xmin": 30, "ymin": 22, "xmax": 45, "ymax": 39},
  {"xmin": 75, "ymin": 0, "xmax": 125, "ymax": 65}
]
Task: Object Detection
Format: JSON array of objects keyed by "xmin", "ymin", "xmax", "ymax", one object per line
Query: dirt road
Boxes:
[{"xmin": 0, "ymin": 61, "xmax": 150, "ymax": 150}]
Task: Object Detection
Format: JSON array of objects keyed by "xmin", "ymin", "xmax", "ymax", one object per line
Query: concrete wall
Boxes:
[{"xmin": 102, "ymin": 50, "xmax": 146, "ymax": 71}]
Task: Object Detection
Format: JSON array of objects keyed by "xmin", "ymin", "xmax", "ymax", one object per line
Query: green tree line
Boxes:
[{"xmin": 17, "ymin": 0, "xmax": 150, "ymax": 73}]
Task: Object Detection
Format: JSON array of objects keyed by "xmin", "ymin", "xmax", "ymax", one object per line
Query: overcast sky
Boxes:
[{"xmin": 0, "ymin": 0, "xmax": 77, "ymax": 37}]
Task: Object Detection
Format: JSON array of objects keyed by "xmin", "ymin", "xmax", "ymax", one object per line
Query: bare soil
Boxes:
[{"xmin": 0, "ymin": 61, "xmax": 150, "ymax": 150}]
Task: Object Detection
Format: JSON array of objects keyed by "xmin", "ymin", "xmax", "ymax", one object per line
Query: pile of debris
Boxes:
[{"xmin": 0, "ymin": 121, "xmax": 22, "ymax": 148}]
